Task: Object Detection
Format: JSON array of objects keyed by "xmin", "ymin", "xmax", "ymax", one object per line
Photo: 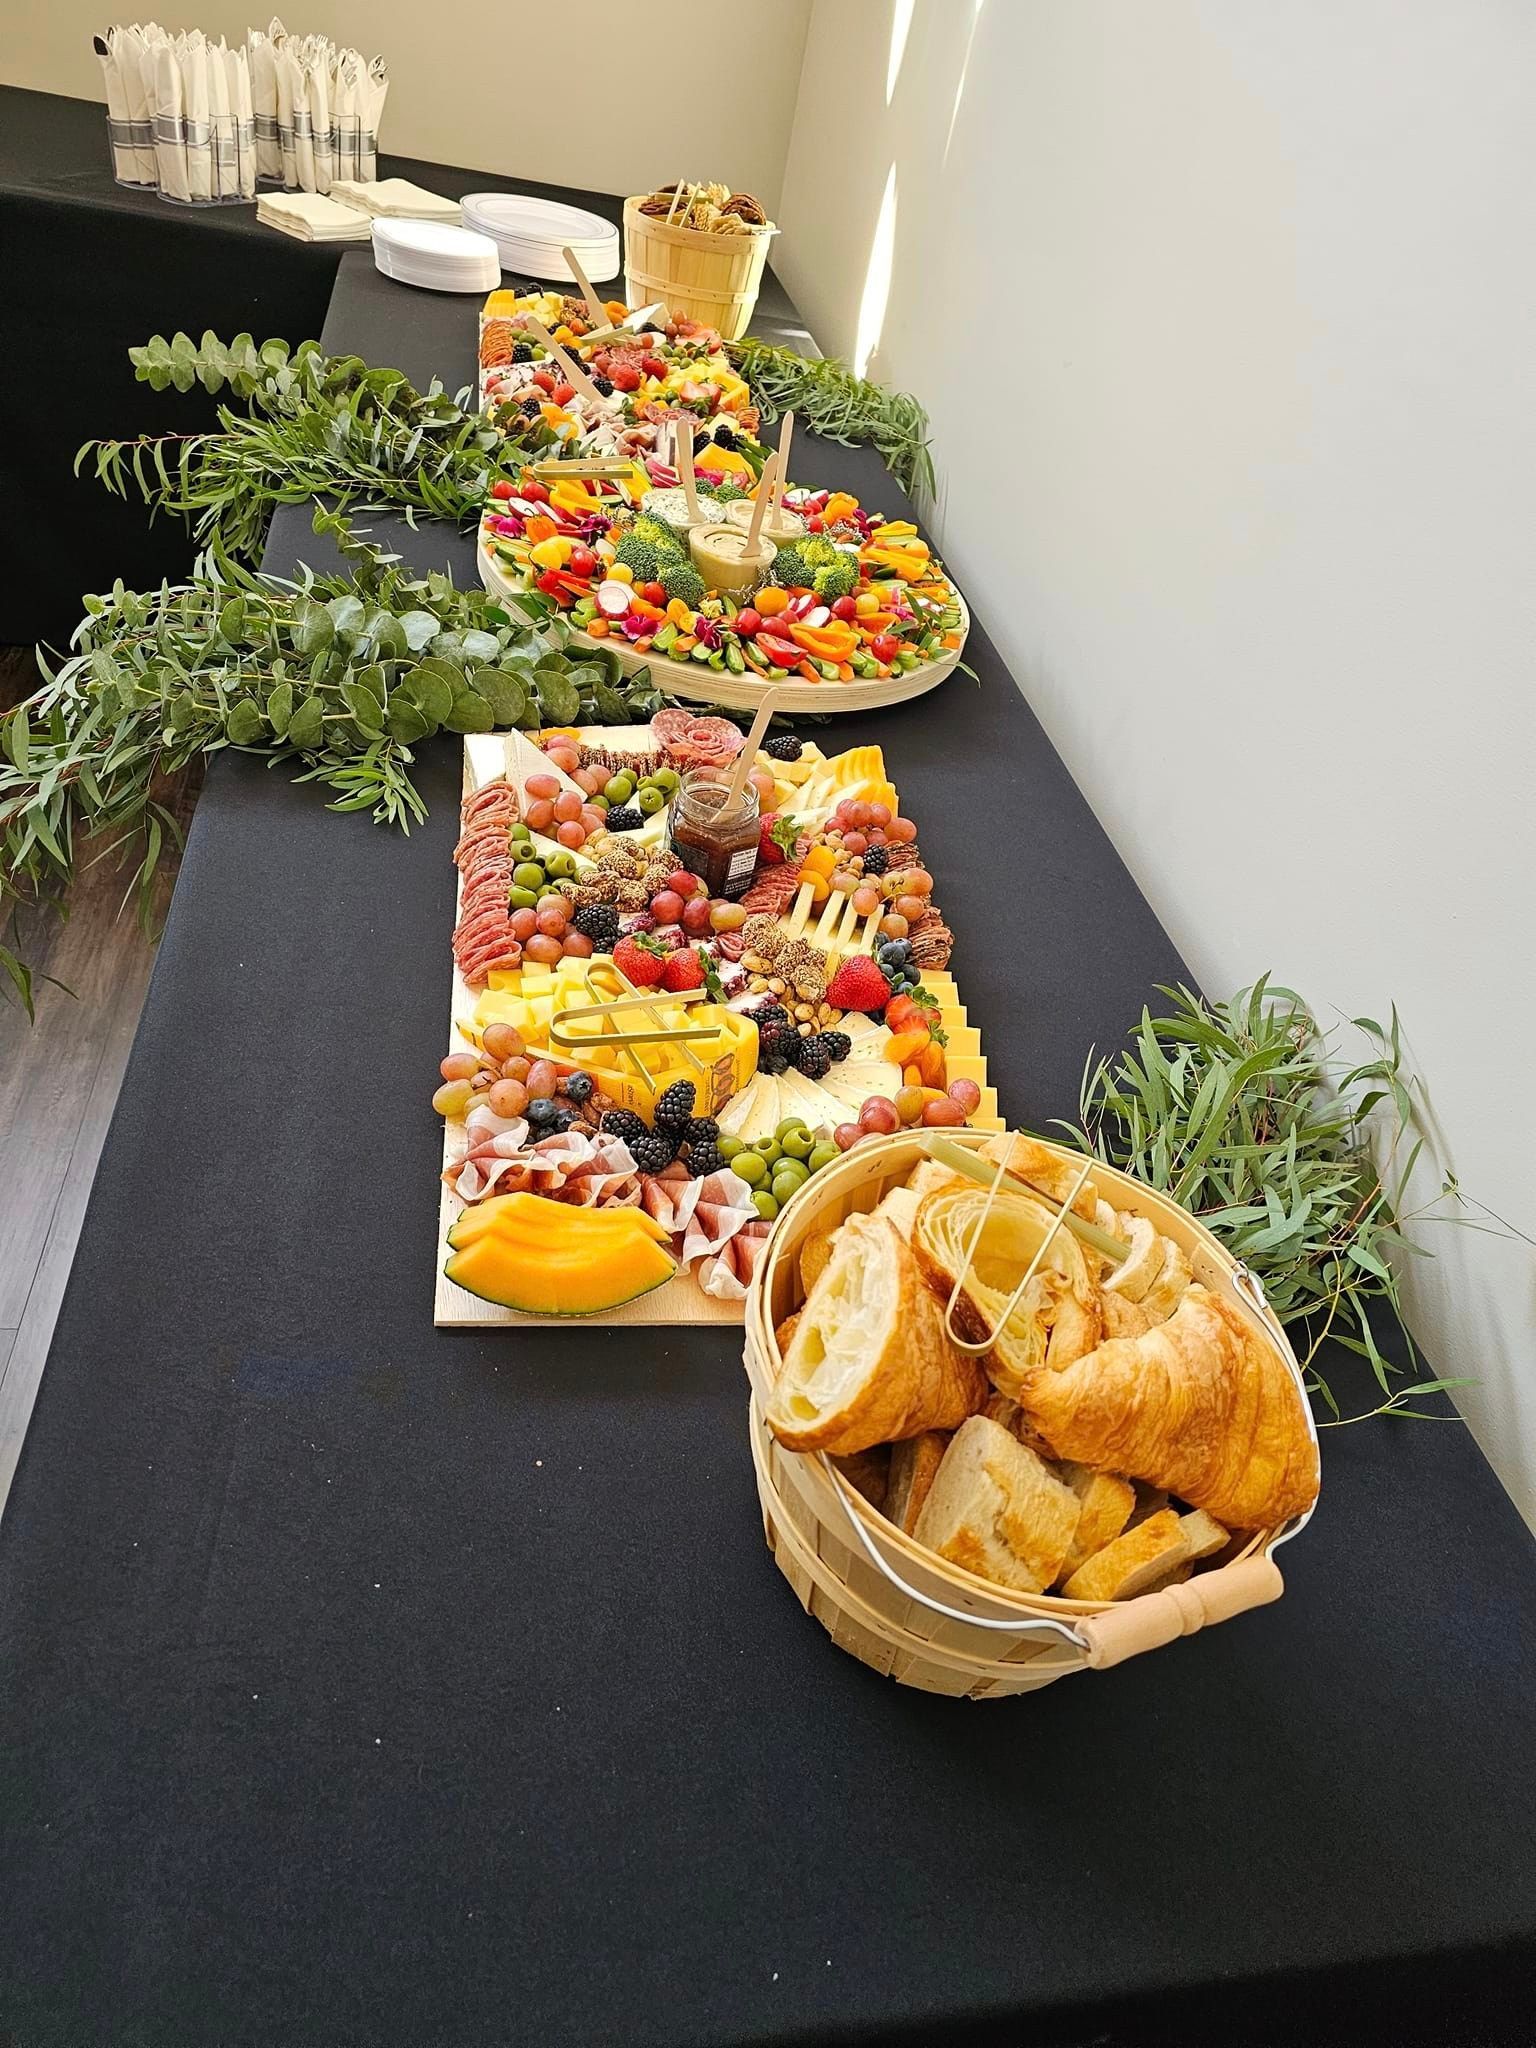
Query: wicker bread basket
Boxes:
[
  {"xmin": 624, "ymin": 197, "xmax": 775, "ymax": 341},
  {"xmin": 742, "ymin": 1130, "xmax": 1318, "ymax": 1698}
]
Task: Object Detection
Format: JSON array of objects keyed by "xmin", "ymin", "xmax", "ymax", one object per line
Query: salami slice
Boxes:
[{"xmin": 650, "ymin": 710, "xmax": 748, "ymax": 769}]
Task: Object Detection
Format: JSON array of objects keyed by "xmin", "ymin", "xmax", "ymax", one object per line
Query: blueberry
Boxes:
[
  {"xmin": 564, "ymin": 1072, "xmax": 594, "ymax": 1103},
  {"xmin": 525, "ymin": 1098, "xmax": 559, "ymax": 1126}
]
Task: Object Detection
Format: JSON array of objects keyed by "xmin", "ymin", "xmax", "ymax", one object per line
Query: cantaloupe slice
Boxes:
[{"xmin": 444, "ymin": 1199, "xmax": 677, "ymax": 1316}]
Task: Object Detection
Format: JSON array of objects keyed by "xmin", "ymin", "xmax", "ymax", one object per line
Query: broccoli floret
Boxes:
[
  {"xmin": 613, "ymin": 535, "xmax": 660, "ymax": 582},
  {"xmin": 632, "ymin": 513, "xmax": 688, "ymax": 556},
  {"xmin": 659, "ymin": 561, "xmax": 706, "ymax": 607},
  {"xmin": 712, "ymin": 480, "xmax": 747, "ymax": 504},
  {"xmin": 799, "ymin": 533, "xmax": 841, "ymax": 569},
  {"xmin": 769, "ymin": 544, "xmax": 811, "ymax": 590},
  {"xmin": 812, "ymin": 556, "xmax": 857, "ymax": 602}
]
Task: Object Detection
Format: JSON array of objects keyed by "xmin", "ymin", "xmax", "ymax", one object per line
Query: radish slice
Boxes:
[
  {"xmin": 804, "ymin": 606, "xmax": 831, "ymax": 629},
  {"xmin": 597, "ymin": 581, "xmax": 633, "ymax": 617}
]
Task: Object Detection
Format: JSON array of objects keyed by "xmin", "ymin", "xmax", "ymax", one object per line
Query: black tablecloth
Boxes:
[
  {"xmin": 1, "ymin": 246, "xmax": 1534, "ymax": 2048},
  {"xmin": 0, "ymin": 87, "xmax": 810, "ymax": 653}
]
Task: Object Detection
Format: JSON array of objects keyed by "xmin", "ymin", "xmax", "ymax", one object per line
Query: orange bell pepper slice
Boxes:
[
  {"xmin": 788, "ymin": 622, "xmax": 859, "ymax": 663},
  {"xmin": 821, "ymin": 492, "xmax": 859, "ymax": 525}
]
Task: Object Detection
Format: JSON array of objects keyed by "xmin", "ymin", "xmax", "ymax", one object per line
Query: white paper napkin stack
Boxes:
[
  {"xmin": 255, "ymin": 190, "xmax": 374, "ymax": 242},
  {"xmin": 94, "ymin": 19, "xmax": 384, "ymax": 203},
  {"xmin": 331, "ymin": 178, "xmax": 461, "ymax": 224}
]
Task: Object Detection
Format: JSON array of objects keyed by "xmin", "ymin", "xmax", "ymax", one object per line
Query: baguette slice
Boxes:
[
  {"xmin": 765, "ymin": 1212, "xmax": 988, "ymax": 1455},
  {"xmin": 1054, "ymin": 1464, "xmax": 1137, "ymax": 1584},
  {"xmin": 1061, "ymin": 1507, "xmax": 1189, "ymax": 1601},
  {"xmin": 979, "ymin": 1133, "xmax": 1100, "ymax": 1218},
  {"xmin": 884, "ymin": 1430, "xmax": 950, "ymax": 1535},
  {"xmin": 913, "ymin": 1416, "xmax": 1081, "ymax": 1593},
  {"xmin": 1140, "ymin": 1237, "xmax": 1193, "ymax": 1321}
]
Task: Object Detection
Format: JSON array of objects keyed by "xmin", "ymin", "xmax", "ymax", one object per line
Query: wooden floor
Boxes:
[{"xmin": 0, "ymin": 648, "xmax": 176, "ymax": 1520}]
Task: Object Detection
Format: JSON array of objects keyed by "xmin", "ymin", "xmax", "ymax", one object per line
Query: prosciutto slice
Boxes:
[{"xmin": 445, "ymin": 1115, "xmax": 643, "ymax": 1207}]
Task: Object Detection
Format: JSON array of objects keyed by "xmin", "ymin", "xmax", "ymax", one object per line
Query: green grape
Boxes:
[
  {"xmin": 637, "ymin": 785, "xmax": 666, "ymax": 815},
  {"xmin": 432, "ymin": 1079, "xmax": 473, "ymax": 1118}
]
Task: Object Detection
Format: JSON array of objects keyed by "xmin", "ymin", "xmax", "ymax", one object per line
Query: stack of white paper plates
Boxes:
[
  {"xmin": 459, "ymin": 193, "xmax": 621, "ymax": 282},
  {"xmin": 372, "ymin": 218, "xmax": 502, "ymax": 293}
]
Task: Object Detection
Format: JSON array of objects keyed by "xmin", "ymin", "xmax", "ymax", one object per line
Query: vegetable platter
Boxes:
[
  {"xmin": 473, "ymin": 291, "xmax": 969, "ymax": 715},
  {"xmin": 433, "ymin": 718, "xmax": 1005, "ymax": 1327}
]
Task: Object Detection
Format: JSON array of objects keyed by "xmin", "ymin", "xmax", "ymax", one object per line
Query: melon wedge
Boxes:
[{"xmin": 444, "ymin": 1198, "xmax": 677, "ymax": 1315}]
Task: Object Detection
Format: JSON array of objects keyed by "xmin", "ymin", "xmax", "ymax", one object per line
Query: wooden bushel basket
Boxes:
[
  {"xmin": 624, "ymin": 197, "xmax": 775, "ymax": 342},
  {"xmin": 742, "ymin": 1130, "xmax": 1318, "ymax": 1698}
]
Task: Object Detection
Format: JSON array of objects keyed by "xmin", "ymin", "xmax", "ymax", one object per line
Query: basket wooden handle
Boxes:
[{"xmin": 1075, "ymin": 1555, "xmax": 1284, "ymax": 1670}]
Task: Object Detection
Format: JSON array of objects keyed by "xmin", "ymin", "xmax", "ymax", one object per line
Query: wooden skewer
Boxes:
[
  {"xmin": 562, "ymin": 244, "xmax": 609, "ymax": 328},
  {"xmin": 520, "ymin": 318, "xmax": 604, "ymax": 409},
  {"xmin": 528, "ymin": 458, "xmax": 637, "ymax": 481},
  {"xmin": 664, "ymin": 182, "xmax": 684, "ymax": 227},
  {"xmin": 743, "ymin": 451, "xmax": 779, "ymax": 557},
  {"xmin": 771, "ymin": 409, "xmax": 794, "ymax": 526},
  {"xmin": 719, "ymin": 687, "xmax": 782, "ymax": 818},
  {"xmin": 676, "ymin": 414, "xmax": 700, "ymax": 525}
]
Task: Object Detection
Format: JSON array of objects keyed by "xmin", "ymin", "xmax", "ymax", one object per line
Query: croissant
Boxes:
[
  {"xmin": 765, "ymin": 1212, "xmax": 988, "ymax": 1455},
  {"xmin": 1014, "ymin": 1283, "xmax": 1320, "ymax": 1528},
  {"xmin": 912, "ymin": 1179, "xmax": 1101, "ymax": 1402}
]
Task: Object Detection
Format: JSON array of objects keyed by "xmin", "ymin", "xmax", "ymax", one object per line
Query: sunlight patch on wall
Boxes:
[
  {"xmin": 943, "ymin": 0, "xmax": 987, "ymax": 166},
  {"xmin": 854, "ymin": 163, "xmax": 899, "ymax": 378},
  {"xmin": 886, "ymin": 0, "xmax": 916, "ymax": 104}
]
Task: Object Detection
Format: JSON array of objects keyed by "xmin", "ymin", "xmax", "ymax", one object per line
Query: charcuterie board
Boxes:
[{"xmin": 432, "ymin": 726, "xmax": 1005, "ymax": 1328}]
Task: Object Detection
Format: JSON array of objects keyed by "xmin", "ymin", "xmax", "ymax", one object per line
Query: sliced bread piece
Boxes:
[
  {"xmin": 884, "ymin": 1430, "xmax": 950, "ymax": 1536},
  {"xmin": 832, "ymin": 1445, "xmax": 890, "ymax": 1511},
  {"xmin": 1054, "ymin": 1464, "xmax": 1137, "ymax": 1585},
  {"xmin": 798, "ymin": 1226, "xmax": 840, "ymax": 1297},
  {"xmin": 1061, "ymin": 1507, "xmax": 1188, "ymax": 1601},
  {"xmin": 913, "ymin": 1416, "xmax": 1082, "ymax": 1593}
]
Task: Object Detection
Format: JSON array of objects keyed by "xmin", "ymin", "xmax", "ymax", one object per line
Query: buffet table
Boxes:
[{"xmin": 1, "ymin": 242, "xmax": 1533, "ymax": 2048}]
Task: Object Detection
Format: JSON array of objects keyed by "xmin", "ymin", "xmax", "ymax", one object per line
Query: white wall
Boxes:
[
  {"xmin": 1, "ymin": 0, "xmax": 810, "ymax": 211},
  {"xmin": 778, "ymin": 0, "xmax": 1536, "ymax": 1524}
]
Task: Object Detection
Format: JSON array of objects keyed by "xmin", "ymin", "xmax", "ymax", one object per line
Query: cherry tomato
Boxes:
[
  {"xmin": 734, "ymin": 608, "xmax": 761, "ymax": 638},
  {"xmin": 520, "ymin": 477, "xmax": 550, "ymax": 504},
  {"xmin": 490, "ymin": 479, "xmax": 515, "ymax": 501},
  {"xmin": 870, "ymin": 633, "xmax": 901, "ymax": 663},
  {"xmin": 568, "ymin": 545, "xmax": 597, "ymax": 579},
  {"xmin": 806, "ymin": 516, "xmax": 824, "ymax": 533},
  {"xmin": 536, "ymin": 569, "xmax": 566, "ymax": 596},
  {"xmin": 641, "ymin": 581, "xmax": 667, "ymax": 607},
  {"xmin": 552, "ymin": 382, "xmax": 575, "ymax": 406},
  {"xmin": 831, "ymin": 595, "xmax": 858, "ymax": 620}
]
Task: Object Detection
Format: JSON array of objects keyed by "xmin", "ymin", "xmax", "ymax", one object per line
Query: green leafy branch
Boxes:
[
  {"xmin": 1059, "ymin": 977, "xmax": 1482, "ymax": 1424},
  {"xmin": 0, "ymin": 510, "xmax": 670, "ymax": 1014}
]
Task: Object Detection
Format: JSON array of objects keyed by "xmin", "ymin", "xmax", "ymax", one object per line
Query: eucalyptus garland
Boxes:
[
  {"xmin": 726, "ymin": 336, "xmax": 935, "ymax": 499},
  {"xmin": 79, "ymin": 327, "xmax": 937, "ymax": 562},
  {"xmin": 0, "ymin": 512, "xmax": 667, "ymax": 1015},
  {"xmin": 1060, "ymin": 978, "xmax": 1471, "ymax": 1424}
]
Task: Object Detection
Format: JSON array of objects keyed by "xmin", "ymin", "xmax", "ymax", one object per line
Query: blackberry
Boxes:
[
  {"xmin": 808, "ymin": 1030, "xmax": 851, "ymax": 1066},
  {"xmin": 563, "ymin": 1072, "xmax": 595, "ymax": 1104},
  {"xmin": 654, "ymin": 1080, "xmax": 697, "ymax": 1131},
  {"xmin": 795, "ymin": 1038, "xmax": 833, "ymax": 1080},
  {"xmin": 764, "ymin": 734, "xmax": 803, "ymax": 762},
  {"xmin": 687, "ymin": 1141, "xmax": 724, "ymax": 1178},
  {"xmin": 750, "ymin": 1001, "xmax": 790, "ymax": 1029},
  {"xmin": 572, "ymin": 903, "xmax": 620, "ymax": 950},
  {"xmin": 630, "ymin": 1128, "xmax": 678, "ymax": 1174},
  {"xmin": 757, "ymin": 1021, "xmax": 800, "ymax": 1074},
  {"xmin": 712, "ymin": 425, "xmax": 739, "ymax": 452},
  {"xmin": 512, "ymin": 340, "xmax": 534, "ymax": 363},
  {"xmin": 683, "ymin": 1116, "xmax": 719, "ymax": 1147},
  {"xmin": 605, "ymin": 805, "xmax": 644, "ymax": 832},
  {"xmin": 592, "ymin": 375, "xmax": 614, "ymax": 396},
  {"xmin": 601, "ymin": 1108, "xmax": 648, "ymax": 1145},
  {"xmin": 860, "ymin": 845, "xmax": 890, "ymax": 876}
]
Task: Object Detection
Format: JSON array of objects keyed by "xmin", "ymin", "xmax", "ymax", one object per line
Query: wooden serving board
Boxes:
[
  {"xmin": 433, "ymin": 737, "xmax": 1004, "ymax": 1330},
  {"xmin": 477, "ymin": 531, "xmax": 968, "ymax": 717}
]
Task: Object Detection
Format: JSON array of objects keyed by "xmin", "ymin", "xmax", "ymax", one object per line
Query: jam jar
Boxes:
[{"xmin": 667, "ymin": 767, "xmax": 761, "ymax": 898}]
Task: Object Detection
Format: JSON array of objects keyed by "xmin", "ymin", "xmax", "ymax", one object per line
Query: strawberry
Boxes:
[
  {"xmin": 613, "ymin": 934, "xmax": 666, "ymax": 988},
  {"xmin": 660, "ymin": 947, "xmax": 708, "ymax": 994},
  {"xmin": 757, "ymin": 812, "xmax": 800, "ymax": 867},
  {"xmin": 827, "ymin": 956, "xmax": 891, "ymax": 1014}
]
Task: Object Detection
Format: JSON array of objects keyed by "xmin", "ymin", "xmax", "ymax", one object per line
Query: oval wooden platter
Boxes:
[{"xmin": 477, "ymin": 531, "xmax": 968, "ymax": 717}]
